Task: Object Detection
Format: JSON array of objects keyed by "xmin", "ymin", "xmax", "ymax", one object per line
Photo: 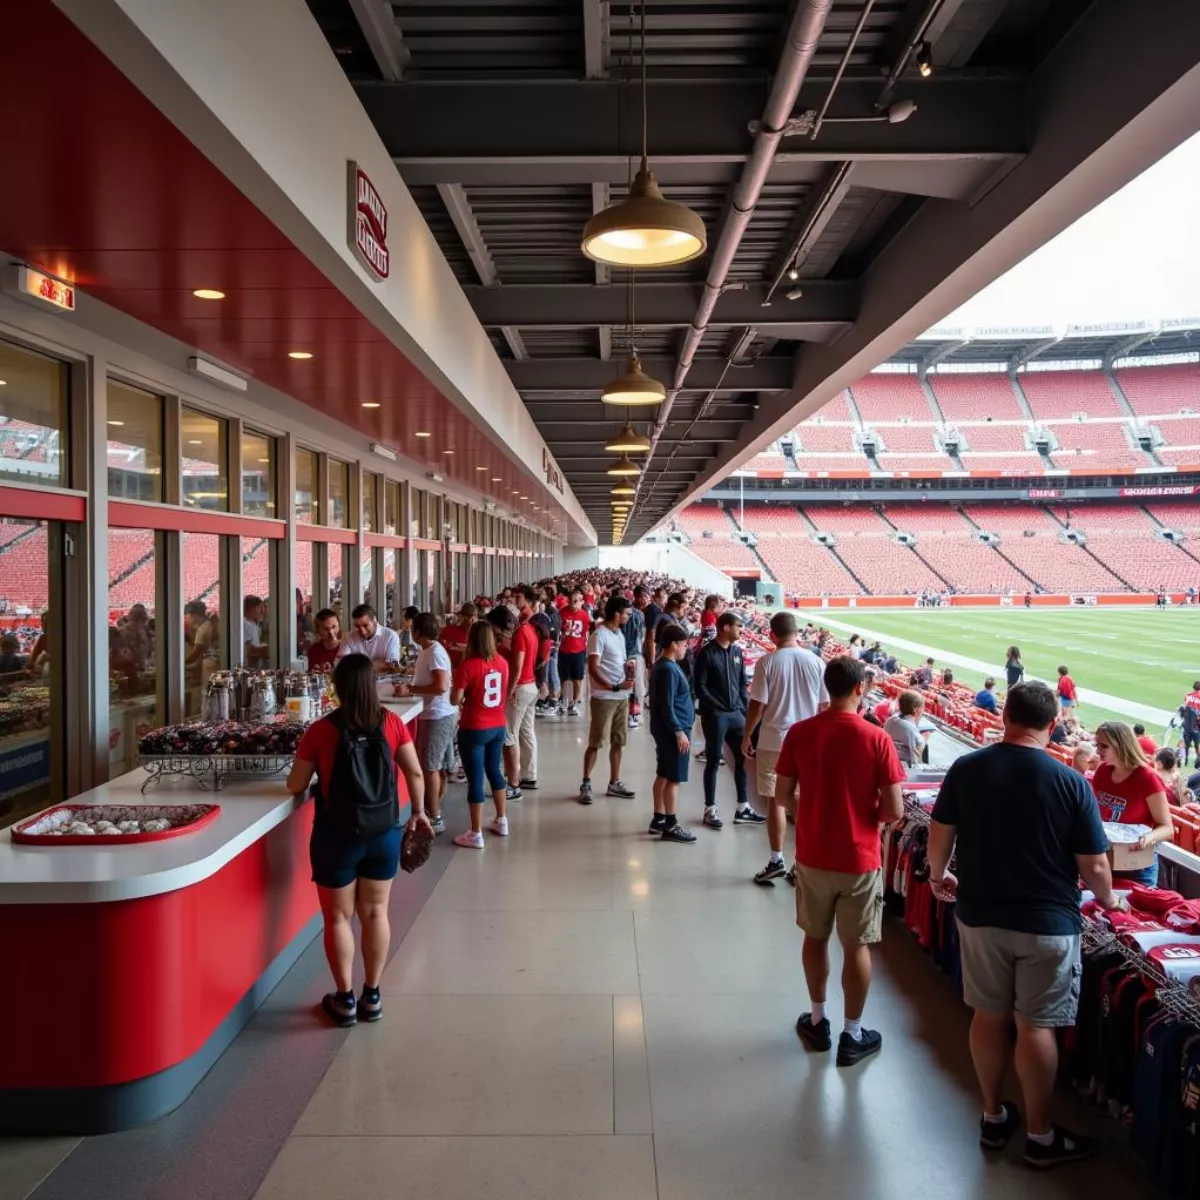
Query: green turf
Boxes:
[{"xmin": 789, "ymin": 606, "xmax": 1200, "ymax": 729}]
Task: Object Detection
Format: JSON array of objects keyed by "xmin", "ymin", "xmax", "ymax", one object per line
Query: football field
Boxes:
[{"xmin": 791, "ymin": 605, "xmax": 1200, "ymax": 731}]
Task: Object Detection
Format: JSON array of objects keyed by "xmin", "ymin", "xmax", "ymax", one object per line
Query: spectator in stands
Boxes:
[
  {"xmin": 306, "ymin": 608, "xmax": 342, "ymax": 673},
  {"xmin": 1154, "ymin": 747, "xmax": 1191, "ymax": 807},
  {"xmin": 911, "ymin": 657, "xmax": 935, "ymax": 689},
  {"xmin": 882, "ymin": 651, "xmax": 899, "ymax": 674},
  {"xmin": 1071, "ymin": 744, "xmax": 1097, "ymax": 776},
  {"xmin": 648, "ymin": 624, "xmax": 698, "ymax": 844},
  {"xmin": 699, "ymin": 594, "xmax": 722, "ymax": 645},
  {"xmin": 0, "ymin": 633, "xmax": 25, "ymax": 674},
  {"xmin": 338, "ymin": 604, "xmax": 401, "ymax": 671},
  {"xmin": 974, "ymin": 679, "xmax": 999, "ymax": 714},
  {"xmin": 184, "ymin": 599, "xmax": 207, "ymax": 657},
  {"xmin": 780, "ymin": 656, "xmax": 905, "ymax": 1067},
  {"xmin": 884, "ymin": 691, "xmax": 926, "ymax": 770},
  {"xmin": 578, "ymin": 595, "xmax": 636, "ymax": 804},
  {"xmin": 1090, "ymin": 721, "xmax": 1173, "ymax": 886},
  {"xmin": 1133, "ymin": 723, "xmax": 1157, "ymax": 757},
  {"xmin": 242, "ymin": 595, "xmax": 269, "ymax": 665},
  {"xmin": 846, "ymin": 634, "xmax": 862, "ymax": 660},
  {"xmin": 1056, "ymin": 665, "xmax": 1077, "ymax": 710},
  {"xmin": 928, "ymin": 681, "xmax": 1122, "ymax": 1169},
  {"xmin": 1004, "ymin": 646, "xmax": 1024, "ymax": 689},
  {"xmin": 1178, "ymin": 681, "xmax": 1200, "ymax": 768}
]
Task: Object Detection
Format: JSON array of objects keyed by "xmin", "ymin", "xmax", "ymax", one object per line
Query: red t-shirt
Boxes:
[
  {"xmin": 1058, "ymin": 675, "xmax": 1077, "ymax": 701},
  {"xmin": 1137, "ymin": 735, "xmax": 1157, "ymax": 757},
  {"xmin": 776, "ymin": 709, "xmax": 906, "ymax": 874},
  {"xmin": 1091, "ymin": 762, "xmax": 1163, "ymax": 826},
  {"xmin": 453, "ymin": 655, "xmax": 509, "ymax": 729},
  {"xmin": 296, "ymin": 709, "xmax": 412, "ymax": 805},
  {"xmin": 439, "ymin": 623, "xmax": 468, "ymax": 666},
  {"xmin": 554, "ymin": 594, "xmax": 569, "ymax": 611},
  {"xmin": 306, "ymin": 640, "xmax": 339, "ymax": 672},
  {"xmin": 499, "ymin": 621, "xmax": 538, "ymax": 686},
  {"xmin": 559, "ymin": 607, "xmax": 590, "ymax": 655}
]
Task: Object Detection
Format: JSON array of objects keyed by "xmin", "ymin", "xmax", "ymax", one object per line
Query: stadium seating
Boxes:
[
  {"xmin": 674, "ymin": 504, "xmax": 728, "ymax": 539},
  {"xmin": 790, "ymin": 453, "xmax": 873, "ymax": 473},
  {"xmin": 876, "ymin": 454, "xmax": 954, "ymax": 473},
  {"xmin": 741, "ymin": 452, "xmax": 788, "ymax": 474},
  {"xmin": 685, "ymin": 538, "xmax": 762, "ymax": 574},
  {"xmin": 735, "ymin": 507, "xmax": 809, "ymax": 534},
  {"xmin": 880, "ymin": 504, "xmax": 974, "ymax": 533},
  {"xmin": 870, "ymin": 425, "xmax": 938, "ymax": 453},
  {"xmin": 989, "ymin": 536, "xmax": 1126, "ymax": 592},
  {"xmin": 912, "ymin": 535, "xmax": 1029, "ymax": 594},
  {"xmin": 182, "ymin": 532, "xmax": 222, "ymax": 605},
  {"xmin": 1116, "ymin": 363, "xmax": 1200, "ymax": 416},
  {"xmin": 753, "ymin": 537, "xmax": 860, "ymax": 596},
  {"xmin": 848, "ymin": 374, "xmax": 932, "ymax": 422},
  {"xmin": 1080, "ymin": 535, "xmax": 1197, "ymax": 589},
  {"xmin": 929, "ymin": 373, "xmax": 1025, "ymax": 421},
  {"xmin": 801, "ymin": 506, "xmax": 889, "ymax": 534},
  {"xmin": 1156, "ymin": 448, "xmax": 1200, "ymax": 467},
  {"xmin": 957, "ymin": 452, "xmax": 1045, "ymax": 475},
  {"xmin": 962, "ymin": 504, "xmax": 1061, "ymax": 534},
  {"xmin": 0, "ymin": 528, "xmax": 49, "ymax": 609},
  {"xmin": 813, "ymin": 391, "xmax": 857, "ymax": 421},
  {"xmin": 831, "ymin": 535, "xmax": 946, "ymax": 594},
  {"xmin": 1152, "ymin": 416, "xmax": 1200, "ymax": 445},
  {"xmin": 954, "ymin": 424, "xmax": 1029, "ymax": 451},
  {"xmin": 1048, "ymin": 503, "xmax": 1155, "ymax": 532},
  {"xmin": 1019, "ymin": 369, "xmax": 1123, "ymax": 419},
  {"xmin": 1146, "ymin": 502, "xmax": 1200, "ymax": 530},
  {"xmin": 795, "ymin": 424, "xmax": 856, "ymax": 451}
]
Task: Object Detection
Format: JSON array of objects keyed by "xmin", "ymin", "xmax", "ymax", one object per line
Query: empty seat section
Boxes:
[
  {"xmin": 795, "ymin": 424, "xmax": 855, "ymax": 451},
  {"xmin": 1146, "ymin": 502, "xmax": 1200, "ymax": 530},
  {"xmin": 685, "ymin": 539, "xmax": 760, "ymax": 574},
  {"xmin": 848, "ymin": 374, "xmax": 930, "ymax": 422},
  {"xmin": 876, "ymin": 455, "xmax": 952, "ymax": 473},
  {"xmin": 871, "ymin": 425, "xmax": 937, "ymax": 452},
  {"xmin": 1152, "ymin": 416, "xmax": 1200, "ymax": 445},
  {"xmin": 736, "ymin": 507, "xmax": 807, "ymax": 534},
  {"xmin": 801, "ymin": 506, "xmax": 890, "ymax": 534},
  {"xmin": 955, "ymin": 424, "xmax": 1029, "ymax": 451},
  {"xmin": 1047, "ymin": 503, "xmax": 1155, "ymax": 531},
  {"xmin": 958, "ymin": 453, "xmax": 1045, "ymax": 474},
  {"xmin": 962, "ymin": 504, "xmax": 1060, "ymax": 534},
  {"xmin": 0, "ymin": 528, "xmax": 49, "ymax": 608},
  {"xmin": 929, "ymin": 373, "xmax": 1025, "ymax": 421},
  {"xmin": 674, "ymin": 504, "xmax": 728, "ymax": 539},
  {"xmin": 913, "ymin": 536, "xmax": 1029, "ymax": 593},
  {"xmin": 1019, "ymin": 370, "xmax": 1122, "ymax": 419},
  {"xmin": 791, "ymin": 453, "xmax": 872, "ymax": 473},
  {"xmin": 880, "ymin": 504, "xmax": 973, "ymax": 534},
  {"xmin": 1116, "ymin": 364, "xmax": 1200, "ymax": 416},
  {"xmin": 741, "ymin": 452, "xmax": 788, "ymax": 474},
  {"xmin": 1082, "ymin": 534, "xmax": 1197, "ymax": 589},
  {"xmin": 1045, "ymin": 420, "xmax": 1150, "ymax": 470},
  {"xmin": 815, "ymin": 391, "xmax": 857, "ymax": 421},
  {"xmin": 993, "ymin": 537, "xmax": 1126, "ymax": 592},
  {"xmin": 832, "ymin": 536, "xmax": 945, "ymax": 595},
  {"xmin": 754, "ymin": 538, "xmax": 860, "ymax": 596},
  {"xmin": 1157, "ymin": 448, "xmax": 1200, "ymax": 466}
]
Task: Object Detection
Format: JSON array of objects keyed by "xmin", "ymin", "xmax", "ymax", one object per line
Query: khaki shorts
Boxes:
[
  {"xmin": 956, "ymin": 921, "xmax": 1082, "ymax": 1028},
  {"xmin": 756, "ymin": 747, "xmax": 780, "ymax": 800},
  {"xmin": 795, "ymin": 865, "xmax": 884, "ymax": 945},
  {"xmin": 588, "ymin": 698, "xmax": 630, "ymax": 749}
]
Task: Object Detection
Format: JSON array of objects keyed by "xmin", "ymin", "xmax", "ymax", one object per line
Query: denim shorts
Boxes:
[{"xmin": 310, "ymin": 820, "xmax": 401, "ymax": 889}]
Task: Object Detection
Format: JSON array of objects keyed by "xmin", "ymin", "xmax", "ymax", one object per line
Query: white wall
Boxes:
[
  {"xmin": 563, "ymin": 546, "xmax": 600, "ymax": 573},
  {"xmin": 598, "ymin": 546, "xmax": 734, "ymax": 597}
]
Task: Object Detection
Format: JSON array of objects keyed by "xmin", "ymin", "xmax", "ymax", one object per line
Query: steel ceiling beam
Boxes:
[
  {"xmin": 505, "ymin": 356, "xmax": 793, "ymax": 391},
  {"xmin": 582, "ymin": 0, "xmax": 608, "ymax": 79},
  {"xmin": 435, "ymin": 183, "xmax": 497, "ymax": 286},
  {"xmin": 465, "ymin": 280, "xmax": 857, "ymax": 331},
  {"xmin": 347, "ymin": 0, "xmax": 410, "ymax": 82},
  {"xmin": 501, "ymin": 327, "xmax": 529, "ymax": 360}
]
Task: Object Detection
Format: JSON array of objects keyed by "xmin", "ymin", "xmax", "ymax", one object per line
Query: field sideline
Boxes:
[{"xmin": 790, "ymin": 606, "xmax": 1200, "ymax": 731}]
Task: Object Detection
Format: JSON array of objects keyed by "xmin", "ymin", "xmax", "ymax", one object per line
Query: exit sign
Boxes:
[{"xmin": 18, "ymin": 267, "xmax": 75, "ymax": 312}]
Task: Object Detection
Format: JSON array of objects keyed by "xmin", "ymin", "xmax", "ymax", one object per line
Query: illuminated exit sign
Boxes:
[{"xmin": 17, "ymin": 266, "xmax": 76, "ymax": 312}]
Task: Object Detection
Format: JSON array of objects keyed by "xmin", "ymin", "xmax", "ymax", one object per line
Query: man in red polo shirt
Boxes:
[{"xmin": 774, "ymin": 655, "xmax": 905, "ymax": 1067}]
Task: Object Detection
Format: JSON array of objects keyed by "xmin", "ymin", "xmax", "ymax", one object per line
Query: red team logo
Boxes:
[{"xmin": 349, "ymin": 163, "xmax": 389, "ymax": 280}]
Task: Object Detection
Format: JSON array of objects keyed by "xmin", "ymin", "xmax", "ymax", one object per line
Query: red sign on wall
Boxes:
[{"xmin": 348, "ymin": 162, "xmax": 389, "ymax": 280}]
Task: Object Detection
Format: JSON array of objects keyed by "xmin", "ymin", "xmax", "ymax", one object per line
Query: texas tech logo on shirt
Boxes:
[{"xmin": 1094, "ymin": 790, "xmax": 1126, "ymax": 822}]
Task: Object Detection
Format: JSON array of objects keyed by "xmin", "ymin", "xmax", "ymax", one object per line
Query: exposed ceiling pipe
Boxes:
[{"xmin": 628, "ymin": 0, "xmax": 834, "ymax": 530}]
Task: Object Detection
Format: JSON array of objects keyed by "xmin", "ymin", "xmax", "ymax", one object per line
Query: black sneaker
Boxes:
[
  {"xmin": 358, "ymin": 986, "xmax": 383, "ymax": 1023},
  {"xmin": 734, "ymin": 806, "xmax": 766, "ymax": 825},
  {"xmin": 661, "ymin": 823, "xmax": 697, "ymax": 843},
  {"xmin": 519, "ymin": 778, "xmax": 539, "ymax": 790},
  {"xmin": 785, "ymin": 864, "xmax": 797, "ymax": 887},
  {"xmin": 648, "ymin": 813, "xmax": 667, "ymax": 834},
  {"xmin": 836, "ymin": 1028, "xmax": 882, "ymax": 1066},
  {"xmin": 702, "ymin": 806, "xmax": 723, "ymax": 830},
  {"xmin": 795, "ymin": 1013, "xmax": 832, "ymax": 1052},
  {"xmin": 980, "ymin": 1101, "xmax": 1020, "ymax": 1150},
  {"xmin": 754, "ymin": 859, "xmax": 787, "ymax": 886},
  {"xmin": 1023, "ymin": 1126, "xmax": 1096, "ymax": 1170},
  {"xmin": 506, "ymin": 785, "xmax": 523, "ymax": 801},
  {"xmin": 322, "ymin": 992, "xmax": 357, "ymax": 1028}
]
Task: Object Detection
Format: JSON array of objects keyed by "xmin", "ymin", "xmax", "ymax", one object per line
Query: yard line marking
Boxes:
[{"xmin": 796, "ymin": 611, "xmax": 1173, "ymax": 726}]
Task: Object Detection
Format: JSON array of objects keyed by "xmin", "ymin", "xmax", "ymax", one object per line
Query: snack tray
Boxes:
[
  {"xmin": 12, "ymin": 803, "xmax": 221, "ymax": 845},
  {"xmin": 138, "ymin": 753, "xmax": 293, "ymax": 792}
]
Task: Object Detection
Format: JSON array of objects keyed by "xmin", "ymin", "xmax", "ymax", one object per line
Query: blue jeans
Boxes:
[
  {"xmin": 547, "ymin": 647, "xmax": 560, "ymax": 697},
  {"xmin": 458, "ymin": 725, "xmax": 507, "ymax": 805},
  {"xmin": 1115, "ymin": 861, "xmax": 1159, "ymax": 888}
]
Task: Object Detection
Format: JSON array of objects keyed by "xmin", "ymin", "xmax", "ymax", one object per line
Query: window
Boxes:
[
  {"xmin": 329, "ymin": 543, "xmax": 348, "ymax": 625},
  {"xmin": 241, "ymin": 430, "xmax": 276, "ymax": 518},
  {"xmin": 381, "ymin": 548, "xmax": 397, "ymax": 626},
  {"xmin": 108, "ymin": 527, "xmax": 163, "ymax": 777},
  {"xmin": 0, "ymin": 340, "xmax": 68, "ymax": 488},
  {"xmin": 107, "ymin": 381, "xmax": 163, "ymax": 501},
  {"xmin": 241, "ymin": 536, "xmax": 273, "ymax": 666},
  {"xmin": 361, "ymin": 550, "xmax": 374, "ymax": 615},
  {"xmin": 295, "ymin": 448, "xmax": 319, "ymax": 525},
  {"xmin": 384, "ymin": 481, "xmax": 400, "ymax": 536},
  {"xmin": 410, "ymin": 488, "xmax": 424, "ymax": 540},
  {"xmin": 181, "ymin": 409, "xmax": 228, "ymax": 511},
  {"xmin": 328, "ymin": 459, "xmax": 349, "ymax": 528},
  {"xmin": 183, "ymin": 531, "xmax": 224, "ymax": 718},
  {"xmin": 362, "ymin": 472, "xmax": 377, "ymax": 533},
  {"xmin": 296, "ymin": 539, "xmax": 314, "ymax": 657}
]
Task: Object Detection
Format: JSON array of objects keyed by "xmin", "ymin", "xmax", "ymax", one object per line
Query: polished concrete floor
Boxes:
[{"xmin": 4, "ymin": 714, "xmax": 1158, "ymax": 1199}]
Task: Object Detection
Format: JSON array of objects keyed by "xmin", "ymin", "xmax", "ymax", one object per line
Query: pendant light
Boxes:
[
  {"xmin": 602, "ymin": 352, "xmax": 666, "ymax": 407},
  {"xmin": 607, "ymin": 453, "xmax": 642, "ymax": 477},
  {"xmin": 581, "ymin": 2, "xmax": 706, "ymax": 268},
  {"xmin": 611, "ymin": 483, "xmax": 636, "ymax": 496},
  {"xmin": 604, "ymin": 421, "xmax": 651, "ymax": 453}
]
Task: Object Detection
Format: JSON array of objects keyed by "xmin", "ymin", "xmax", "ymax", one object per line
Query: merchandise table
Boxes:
[{"xmin": 0, "ymin": 697, "xmax": 421, "ymax": 1135}]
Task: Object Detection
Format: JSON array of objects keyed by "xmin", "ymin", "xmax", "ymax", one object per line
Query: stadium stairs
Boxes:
[
  {"xmin": 1143, "ymin": 505, "xmax": 1200, "ymax": 568},
  {"xmin": 797, "ymin": 508, "xmax": 871, "ymax": 592},
  {"xmin": 1042, "ymin": 504, "xmax": 1136, "ymax": 590},
  {"xmin": 958, "ymin": 507, "xmax": 1042, "ymax": 591},
  {"xmin": 918, "ymin": 376, "xmax": 946, "ymax": 422},
  {"xmin": 873, "ymin": 505, "xmax": 955, "ymax": 589},
  {"xmin": 1104, "ymin": 366, "xmax": 1138, "ymax": 418},
  {"xmin": 722, "ymin": 508, "xmax": 779, "ymax": 584},
  {"xmin": 1009, "ymin": 374, "xmax": 1036, "ymax": 421}
]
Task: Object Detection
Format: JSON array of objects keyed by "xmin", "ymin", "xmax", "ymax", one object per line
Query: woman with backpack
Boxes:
[
  {"xmin": 450, "ymin": 619, "xmax": 511, "ymax": 848},
  {"xmin": 287, "ymin": 653, "xmax": 429, "ymax": 1028}
]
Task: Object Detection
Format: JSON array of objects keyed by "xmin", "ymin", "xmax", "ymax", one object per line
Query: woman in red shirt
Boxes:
[
  {"xmin": 286, "ymin": 653, "xmax": 429, "ymax": 1027},
  {"xmin": 699, "ymin": 594, "xmax": 722, "ymax": 644},
  {"xmin": 451, "ymin": 619, "xmax": 510, "ymax": 848},
  {"xmin": 1090, "ymin": 720, "xmax": 1173, "ymax": 886},
  {"xmin": 557, "ymin": 590, "xmax": 591, "ymax": 715}
]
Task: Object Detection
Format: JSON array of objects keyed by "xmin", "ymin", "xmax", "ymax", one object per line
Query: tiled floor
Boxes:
[{"xmin": 4, "ymin": 715, "xmax": 1160, "ymax": 1199}]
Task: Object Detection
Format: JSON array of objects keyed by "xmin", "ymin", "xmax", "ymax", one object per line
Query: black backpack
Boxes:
[{"xmin": 316, "ymin": 711, "xmax": 398, "ymax": 841}]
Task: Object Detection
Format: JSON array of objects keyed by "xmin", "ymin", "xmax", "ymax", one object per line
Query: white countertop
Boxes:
[{"xmin": 0, "ymin": 698, "xmax": 422, "ymax": 906}]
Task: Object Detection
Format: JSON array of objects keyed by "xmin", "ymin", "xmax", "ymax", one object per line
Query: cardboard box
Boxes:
[{"xmin": 1103, "ymin": 822, "xmax": 1155, "ymax": 872}]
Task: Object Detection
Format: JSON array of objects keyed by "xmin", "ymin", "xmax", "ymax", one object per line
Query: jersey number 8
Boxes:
[{"xmin": 482, "ymin": 670, "xmax": 503, "ymax": 709}]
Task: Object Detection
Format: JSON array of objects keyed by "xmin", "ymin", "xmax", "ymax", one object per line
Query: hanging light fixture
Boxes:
[
  {"xmin": 604, "ymin": 421, "xmax": 651, "ymax": 453},
  {"xmin": 581, "ymin": 2, "xmax": 706, "ymax": 268},
  {"xmin": 611, "ymin": 483, "xmax": 636, "ymax": 496},
  {"xmin": 607, "ymin": 453, "xmax": 641, "ymax": 477},
  {"xmin": 602, "ymin": 353, "xmax": 666, "ymax": 407}
]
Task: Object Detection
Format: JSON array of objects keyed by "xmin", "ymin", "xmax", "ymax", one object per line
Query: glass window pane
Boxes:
[
  {"xmin": 181, "ymin": 408, "xmax": 228, "ymax": 511},
  {"xmin": 328, "ymin": 460, "xmax": 349, "ymax": 528},
  {"xmin": 410, "ymin": 489, "xmax": 423, "ymax": 540},
  {"xmin": 107, "ymin": 381, "xmax": 163, "ymax": 501},
  {"xmin": 0, "ymin": 518, "xmax": 58, "ymax": 827},
  {"xmin": 361, "ymin": 550, "xmax": 374, "ymax": 614},
  {"xmin": 296, "ymin": 539, "xmax": 313, "ymax": 659},
  {"xmin": 0, "ymin": 340, "xmax": 67, "ymax": 488},
  {"xmin": 108, "ymin": 528, "xmax": 162, "ymax": 777},
  {"xmin": 330, "ymin": 543, "xmax": 348, "ymax": 625},
  {"xmin": 183, "ymin": 532, "xmax": 224, "ymax": 718},
  {"xmin": 381, "ymin": 548, "xmax": 397, "ymax": 627},
  {"xmin": 362, "ymin": 472, "xmax": 377, "ymax": 533},
  {"xmin": 295, "ymin": 448, "xmax": 319, "ymax": 525},
  {"xmin": 241, "ymin": 536, "xmax": 273, "ymax": 666},
  {"xmin": 242, "ymin": 430, "xmax": 276, "ymax": 519},
  {"xmin": 385, "ymin": 482, "xmax": 399, "ymax": 536}
]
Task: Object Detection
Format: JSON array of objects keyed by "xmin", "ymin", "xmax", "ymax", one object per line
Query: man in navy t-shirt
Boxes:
[
  {"xmin": 928, "ymin": 681, "xmax": 1124, "ymax": 1170},
  {"xmin": 973, "ymin": 678, "xmax": 998, "ymax": 713}
]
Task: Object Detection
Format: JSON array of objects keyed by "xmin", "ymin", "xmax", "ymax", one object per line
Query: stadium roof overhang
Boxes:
[{"xmin": 300, "ymin": 0, "xmax": 1200, "ymax": 543}]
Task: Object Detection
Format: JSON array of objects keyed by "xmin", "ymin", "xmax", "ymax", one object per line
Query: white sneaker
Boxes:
[
  {"xmin": 489, "ymin": 816, "xmax": 510, "ymax": 837},
  {"xmin": 569, "ymin": 703, "xmax": 581, "ymax": 717},
  {"xmin": 453, "ymin": 830, "xmax": 485, "ymax": 849}
]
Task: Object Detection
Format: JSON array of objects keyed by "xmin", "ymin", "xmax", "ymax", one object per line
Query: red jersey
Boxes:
[
  {"xmin": 453, "ymin": 655, "xmax": 509, "ymax": 730},
  {"xmin": 559, "ymin": 607, "xmax": 590, "ymax": 655},
  {"xmin": 1057, "ymin": 674, "xmax": 1077, "ymax": 701},
  {"xmin": 1091, "ymin": 762, "xmax": 1163, "ymax": 826},
  {"xmin": 439, "ymin": 622, "xmax": 468, "ymax": 666},
  {"xmin": 500, "ymin": 620, "xmax": 538, "ymax": 686},
  {"xmin": 1137, "ymin": 735, "xmax": 1157, "ymax": 757},
  {"xmin": 554, "ymin": 593, "xmax": 568, "ymax": 611},
  {"xmin": 306, "ymin": 640, "xmax": 339, "ymax": 672},
  {"xmin": 296, "ymin": 709, "xmax": 412, "ymax": 806},
  {"xmin": 776, "ymin": 709, "xmax": 905, "ymax": 874}
]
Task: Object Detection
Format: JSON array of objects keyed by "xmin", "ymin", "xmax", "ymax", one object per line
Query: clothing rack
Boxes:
[{"xmin": 1082, "ymin": 917, "xmax": 1200, "ymax": 1027}]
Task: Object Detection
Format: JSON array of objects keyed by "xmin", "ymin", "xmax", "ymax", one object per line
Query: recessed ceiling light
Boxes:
[
  {"xmin": 193, "ymin": 288, "xmax": 225, "ymax": 300},
  {"xmin": 361, "ymin": 401, "xmax": 380, "ymax": 409},
  {"xmin": 0, "ymin": 380, "xmax": 7, "ymax": 386},
  {"xmin": 188, "ymin": 440, "xmax": 203, "ymax": 446},
  {"xmin": 287, "ymin": 351, "xmax": 313, "ymax": 360},
  {"xmin": 257, "ymin": 458, "xmax": 270, "ymax": 463},
  {"xmin": 443, "ymin": 449, "xmax": 454, "ymax": 455},
  {"xmin": 107, "ymin": 420, "xmax": 125, "ymax": 427},
  {"xmin": 491, "ymin": 476, "xmax": 502, "ymax": 482},
  {"xmin": 476, "ymin": 466, "xmax": 488, "ymax": 472},
  {"xmin": 414, "ymin": 431, "xmax": 431, "ymax": 438},
  {"xmin": 512, "ymin": 489, "xmax": 521, "ymax": 494},
  {"xmin": 519, "ymin": 495, "xmax": 528, "ymax": 500}
]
